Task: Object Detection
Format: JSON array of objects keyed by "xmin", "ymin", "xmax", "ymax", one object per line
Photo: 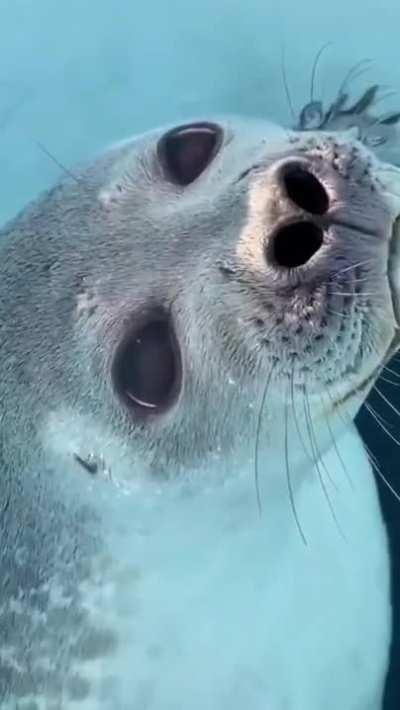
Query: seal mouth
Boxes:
[{"xmin": 111, "ymin": 310, "xmax": 183, "ymax": 417}]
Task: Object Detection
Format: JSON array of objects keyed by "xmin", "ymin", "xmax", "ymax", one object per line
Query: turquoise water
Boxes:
[
  {"xmin": 1, "ymin": 1, "xmax": 400, "ymax": 708},
  {"xmin": 1, "ymin": 0, "xmax": 400, "ymax": 223}
]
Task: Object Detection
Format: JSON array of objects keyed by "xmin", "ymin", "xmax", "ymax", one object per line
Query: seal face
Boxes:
[{"xmin": 1, "ymin": 105, "xmax": 400, "ymax": 708}]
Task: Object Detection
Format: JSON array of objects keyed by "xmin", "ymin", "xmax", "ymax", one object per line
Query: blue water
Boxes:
[
  {"xmin": 1, "ymin": 0, "xmax": 400, "ymax": 708},
  {"xmin": 1, "ymin": 0, "xmax": 400, "ymax": 224}
]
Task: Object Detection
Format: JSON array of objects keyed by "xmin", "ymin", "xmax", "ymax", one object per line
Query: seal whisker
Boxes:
[
  {"xmin": 303, "ymin": 388, "xmax": 346, "ymax": 540},
  {"xmin": 36, "ymin": 141, "xmax": 81, "ymax": 184},
  {"xmin": 364, "ymin": 400, "xmax": 400, "ymax": 447},
  {"xmin": 327, "ymin": 290, "xmax": 385, "ymax": 297},
  {"xmin": 353, "ymin": 277, "xmax": 382, "ymax": 284},
  {"xmin": 290, "ymin": 360, "xmax": 316, "ymax": 465},
  {"xmin": 384, "ymin": 364, "xmax": 400, "ymax": 379},
  {"xmin": 361, "ymin": 90, "xmax": 400, "ymax": 133},
  {"xmin": 280, "ymin": 43, "xmax": 296, "ymax": 123},
  {"xmin": 254, "ymin": 364, "xmax": 275, "ymax": 515},
  {"xmin": 291, "ymin": 341, "xmax": 339, "ymax": 496},
  {"xmin": 379, "ymin": 374, "xmax": 400, "ymax": 387},
  {"xmin": 373, "ymin": 88, "xmax": 400, "ymax": 108},
  {"xmin": 333, "ymin": 258, "xmax": 376, "ymax": 276},
  {"xmin": 323, "ymin": 386, "xmax": 354, "ymax": 490},
  {"xmin": 335, "ymin": 274, "xmax": 378, "ymax": 285},
  {"xmin": 326, "ymin": 382, "xmax": 355, "ymax": 433},
  {"xmin": 285, "ymin": 377, "xmax": 307, "ymax": 545},
  {"xmin": 310, "ymin": 42, "xmax": 332, "ymax": 104},
  {"xmin": 364, "ymin": 93, "xmax": 400, "ymax": 135},
  {"xmin": 301, "ymin": 385, "xmax": 333, "ymax": 492},
  {"xmin": 326, "ymin": 307, "xmax": 353, "ymax": 319},
  {"xmin": 337, "ymin": 58, "xmax": 374, "ymax": 100},
  {"xmin": 373, "ymin": 383, "xmax": 400, "ymax": 418},
  {"xmin": 364, "ymin": 441, "xmax": 400, "ymax": 504}
]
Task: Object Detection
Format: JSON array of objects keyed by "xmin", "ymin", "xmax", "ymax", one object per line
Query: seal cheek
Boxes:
[{"xmin": 111, "ymin": 314, "xmax": 182, "ymax": 416}]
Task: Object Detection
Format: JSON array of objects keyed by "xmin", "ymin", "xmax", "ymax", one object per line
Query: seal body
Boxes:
[{"xmin": 1, "ymin": 115, "xmax": 400, "ymax": 709}]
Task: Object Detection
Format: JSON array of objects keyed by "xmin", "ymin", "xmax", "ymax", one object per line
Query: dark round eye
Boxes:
[
  {"xmin": 158, "ymin": 122, "xmax": 222, "ymax": 186},
  {"xmin": 112, "ymin": 316, "xmax": 182, "ymax": 415}
]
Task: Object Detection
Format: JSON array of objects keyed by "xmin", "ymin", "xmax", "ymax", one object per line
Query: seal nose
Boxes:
[
  {"xmin": 281, "ymin": 163, "xmax": 329, "ymax": 216},
  {"xmin": 270, "ymin": 221, "xmax": 324, "ymax": 268},
  {"xmin": 267, "ymin": 163, "xmax": 328, "ymax": 269}
]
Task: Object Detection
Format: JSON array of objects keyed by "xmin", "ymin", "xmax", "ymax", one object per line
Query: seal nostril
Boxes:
[
  {"xmin": 271, "ymin": 221, "xmax": 324, "ymax": 268},
  {"xmin": 112, "ymin": 315, "xmax": 182, "ymax": 415},
  {"xmin": 282, "ymin": 165, "xmax": 329, "ymax": 215}
]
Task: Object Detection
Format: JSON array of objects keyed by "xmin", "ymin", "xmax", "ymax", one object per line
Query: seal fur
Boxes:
[{"xmin": 1, "ymin": 111, "xmax": 400, "ymax": 708}]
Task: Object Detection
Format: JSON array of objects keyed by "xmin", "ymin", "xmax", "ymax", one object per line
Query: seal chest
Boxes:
[{"xmin": 1, "ymin": 113, "xmax": 400, "ymax": 709}]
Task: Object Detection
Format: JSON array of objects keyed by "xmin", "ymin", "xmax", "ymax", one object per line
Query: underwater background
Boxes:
[{"xmin": 1, "ymin": 0, "xmax": 400, "ymax": 707}]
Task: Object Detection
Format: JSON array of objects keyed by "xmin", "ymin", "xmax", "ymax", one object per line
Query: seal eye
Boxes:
[
  {"xmin": 158, "ymin": 122, "xmax": 222, "ymax": 185},
  {"xmin": 112, "ymin": 317, "xmax": 181, "ymax": 414}
]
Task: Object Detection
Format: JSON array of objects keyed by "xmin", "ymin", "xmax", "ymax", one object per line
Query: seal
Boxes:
[{"xmin": 1, "ymin": 99, "xmax": 400, "ymax": 709}]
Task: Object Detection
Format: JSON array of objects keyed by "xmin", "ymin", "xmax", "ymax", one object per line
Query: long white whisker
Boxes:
[
  {"xmin": 290, "ymin": 360, "xmax": 315, "ymax": 464},
  {"xmin": 310, "ymin": 42, "xmax": 332, "ymax": 103},
  {"xmin": 254, "ymin": 364, "xmax": 275, "ymax": 515},
  {"xmin": 373, "ymin": 384, "xmax": 400, "ymax": 418},
  {"xmin": 383, "ymin": 364, "xmax": 400, "ymax": 379},
  {"xmin": 379, "ymin": 375, "xmax": 400, "ymax": 387},
  {"xmin": 364, "ymin": 441, "xmax": 400, "ymax": 504},
  {"xmin": 302, "ymin": 387, "xmax": 346, "ymax": 540},
  {"xmin": 332, "ymin": 258, "xmax": 375, "ymax": 276},
  {"xmin": 321, "ymin": 388, "xmax": 354, "ymax": 491},
  {"xmin": 324, "ymin": 382, "xmax": 400, "ymax": 504},
  {"xmin": 280, "ymin": 44, "xmax": 296, "ymax": 123},
  {"xmin": 327, "ymin": 290, "xmax": 386, "ymax": 297},
  {"xmin": 337, "ymin": 59, "xmax": 373, "ymax": 98},
  {"xmin": 364, "ymin": 401, "xmax": 400, "ymax": 447},
  {"xmin": 326, "ymin": 307, "xmax": 358, "ymax": 320},
  {"xmin": 285, "ymin": 377, "xmax": 307, "ymax": 545}
]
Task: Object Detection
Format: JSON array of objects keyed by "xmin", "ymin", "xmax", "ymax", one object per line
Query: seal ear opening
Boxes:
[{"xmin": 112, "ymin": 313, "xmax": 182, "ymax": 416}]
